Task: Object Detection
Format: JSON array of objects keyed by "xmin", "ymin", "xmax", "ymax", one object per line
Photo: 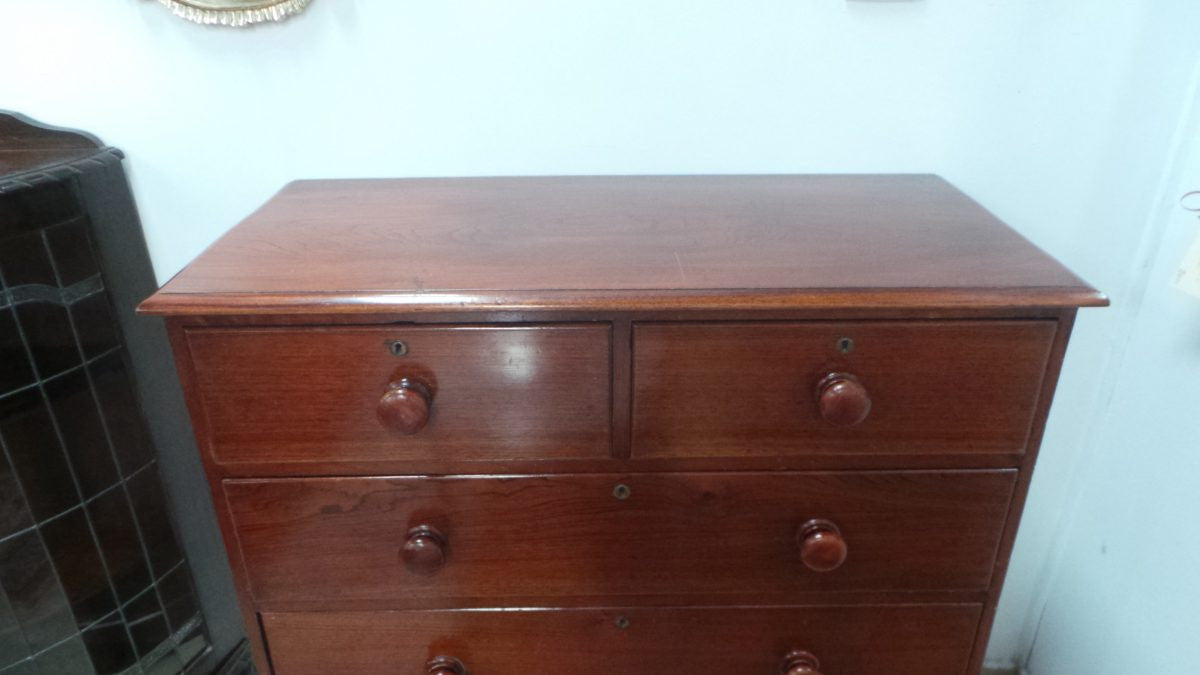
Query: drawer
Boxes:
[
  {"xmin": 262, "ymin": 604, "xmax": 982, "ymax": 674},
  {"xmin": 186, "ymin": 324, "xmax": 611, "ymax": 465},
  {"xmin": 632, "ymin": 320, "xmax": 1055, "ymax": 458},
  {"xmin": 226, "ymin": 470, "xmax": 1015, "ymax": 604}
]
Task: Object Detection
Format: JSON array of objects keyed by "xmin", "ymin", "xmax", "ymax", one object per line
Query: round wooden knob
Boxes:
[
  {"xmin": 377, "ymin": 377, "xmax": 433, "ymax": 434},
  {"xmin": 402, "ymin": 525, "xmax": 447, "ymax": 575},
  {"xmin": 426, "ymin": 656, "xmax": 467, "ymax": 675},
  {"xmin": 797, "ymin": 519, "xmax": 847, "ymax": 572},
  {"xmin": 816, "ymin": 373, "xmax": 871, "ymax": 427},
  {"xmin": 782, "ymin": 650, "xmax": 822, "ymax": 675}
]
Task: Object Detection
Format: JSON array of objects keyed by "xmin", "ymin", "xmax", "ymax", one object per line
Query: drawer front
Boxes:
[
  {"xmin": 187, "ymin": 324, "xmax": 611, "ymax": 465},
  {"xmin": 262, "ymin": 604, "xmax": 982, "ymax": 674},
  {"xmin": 633, "ymin": 320, "xmax": 1055, "ymax": 458},
  {"xmin": 227, "ymin": 470, "xmax": 1014, "ymax": 603}
]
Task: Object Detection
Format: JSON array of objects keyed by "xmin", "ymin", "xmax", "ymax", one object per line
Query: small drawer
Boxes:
[
  {"xmin": 225, "ymin": 470, "xmax": 1014, "ymax": 604},
  {"xmin": 186, "ymin": 324, "xmax": 611, "ymax": 465},
  {"xmin": 262, "ymin": 604, "xmax": 982, "ymax": 674},
  {"xmin": 632, "ymin": 320, "xmax": 1055, "ymax": 458}
]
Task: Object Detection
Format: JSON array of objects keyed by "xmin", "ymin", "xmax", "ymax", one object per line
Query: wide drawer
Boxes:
[
  {"xmin": 262, "ymin": 604, "xmax": 982, "ymax": 674},
  {"xmin": 632, "ymin": 320, "xmax": 1055, "ymax": 458},
  {"xmin": 186, "ymin": 324, "xmax": 611, "ymax": 465},
  {"xmin": 226, "ymin": 470, "xmax": 1015, "ymax": 604}
]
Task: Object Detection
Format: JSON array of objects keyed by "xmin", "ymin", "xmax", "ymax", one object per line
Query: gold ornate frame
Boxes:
[{"xmin": 154, "ymin": 0, "xmax": 313, "ymax": 27}]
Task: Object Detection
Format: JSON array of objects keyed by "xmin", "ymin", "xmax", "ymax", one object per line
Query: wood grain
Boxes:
[
  {"xmin": 966, "ymin": 311, "xmax": 1076, "ymax": 673},
  {"xmin": 144, "ymin": 175, "xmax": 1105, "ymax": 675},
  {"xmin": 139, "ymin": 175, "xmax": 1106, "ymax": 316},
  {"xmin": 224, "ymin": 470, "xmax": 1015, "ymax": 605},
  {"xmin": 0, "ymin": 112, "xmax": 102, "ymax": 175},
  {"xmin": 633, "ymin": 320, "xmax": 1055, "ymax": 457},
  {"xmin": 262, "ymin": 604, "xmax": 983, "ymax": 674},
  {"xmin": 186, "ymin": 324, "xmax": 611, "ymax": 465}
]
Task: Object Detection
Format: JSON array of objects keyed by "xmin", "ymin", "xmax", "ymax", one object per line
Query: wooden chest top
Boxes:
[{"xmin": 141, "ymin": 174, "xmax": 1105, "ymax": 315}]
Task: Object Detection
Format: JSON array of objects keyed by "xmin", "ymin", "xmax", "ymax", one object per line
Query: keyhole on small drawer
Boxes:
[
  {"xmin": 388, "ymin": 340, "xmax": 408, "ymax": 357},
  {"xmin": 615, "ymin": 616, "xmax": 631, "ymax": 629},
  {"xmin": 836, "ymin": 337, "xmax": 855, "ymax": 354},
  {"xmin": 613, "ymin": 484, "xmax": 631, "ymax": 501}
]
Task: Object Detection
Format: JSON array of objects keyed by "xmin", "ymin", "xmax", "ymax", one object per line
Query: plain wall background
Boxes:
[
  {"xmin": 3, "ymin": 1, "xmax": 1198, "ymax": 670},
  {"xmin": 1026, "ymin": 91, "xmax": 1200, "ymax": 675}
]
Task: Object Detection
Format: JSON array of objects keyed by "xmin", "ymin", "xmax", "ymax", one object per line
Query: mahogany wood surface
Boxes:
[
  {"xmin": 262, "ymin": 604, "xmax": 982, "ymax": 674},
  {"xmin": 377, "ymin": 377, "xmax": 434, "ymax": 435},
  {"xmin": 784, "ymin": 650, "xmax": 824, "ymax": 675},
  {"xmin": 186, "ymin": 324, "xmax": 611, "ymax": 465},
  {"xmin": 164, "ymin": 320, "xmax": 274, "ymax": 669},
  {"xmin": 147, "ymin": 175, "xmax": 1105, "ymax": 674},
  {"xmin": 965, "ymin": 310, "xmax": 1077, "ymax": 673},
  {"xmin": 425, "ymin": 656, "xmax": 467, "ymax": 675},
  {"xmin": 0, "ymin": 112, "xmax": 103, "ymax": 175},
  {"xmin": 816, "ymin": 374, "xmax": 872, "ymax": 427},
  {"xmin": 401, "ymin": 525, "xmax": 448, "ymax": 575},
  {"xmin": 139, "ymin": 175, "xmax": 1106, "ymax": 316},
  {"xmin": 633, "ymin": 320, "xmax": 1055, "ymax": 458},
  {"xmin": 224, "ymin": 470, "xmax": 1015, "ymax": 605},
  {"xmin": 797, "ymin": 519, "xmax": 850, "ymax": 573}
]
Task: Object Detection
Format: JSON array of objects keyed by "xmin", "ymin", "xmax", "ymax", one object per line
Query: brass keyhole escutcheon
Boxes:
[
  {"xmin": 615, "ymin": 616, "xmax": 631, "ymax": 629},
  {"xmin": 836, "ymin": 337, "xmax": 854, "ymax": 354},
  {"xmin": 388, "ymin": 340, "xmax": 409, "ymax": 357},
  {"xmin": 613, "ymin": 484, "xmax": 631, "ymax": 501}
]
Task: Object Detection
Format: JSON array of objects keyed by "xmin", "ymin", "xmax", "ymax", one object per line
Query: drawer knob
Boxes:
[
  {"xmin": 797, "ymin": 519, "xmax": 848, "ymax": 572},
  {"xmin": 816, "ymin": 373, "xmax": 871, "ymax": 427},
  {"xmin": 782, "ymin": 650, "xmax": 822, "ymax": 675},
  {"xmin": 402, "ymin": 525, "xmax": 447, "ymax": 574},
  {"xmin": 426, "ymin": 656, "xmax": 467, "ymax": 675},
  {"xmin": 377, "ymin": 377, "xmax": 433, "ymax": 435}
]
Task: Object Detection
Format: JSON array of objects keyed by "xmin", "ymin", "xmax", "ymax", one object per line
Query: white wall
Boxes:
[
  {"xmin": 1022, "ymin": 73, "xmax": 1200, "ymax": 675},
  {"xmin": 3, "ymin": 1, "xmax": 1197, "ymax": 668},
  {"xmin": 941, "ymin": 5, "xmax": 1200, "ymax": 666}
]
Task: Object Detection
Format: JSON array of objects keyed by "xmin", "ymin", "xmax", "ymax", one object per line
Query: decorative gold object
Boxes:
[{"xmin": 154, "ymin": 0, "xmax": 312, "ymax": 27}]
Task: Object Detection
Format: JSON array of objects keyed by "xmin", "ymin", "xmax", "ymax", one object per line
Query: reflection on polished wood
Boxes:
[
  {"xmin": 186, "ymin": 324, "xmax": 611, "ymax": 465},
  {"xmin": 224, "ymin": 471, "xmax": 1015, "ymax": 604},
  {"xmin": 632, "ymin": 321, "xmax": 1056, "ymax": 458},
  {"xmin": 782, "ymin": 650, "xmax": 824, "ymax": 675},
  {"xmin": 816, "ymin": 373, "xmax": 871, "ymax": 427},
  {"xmin": 139, "ymin": 175, "xmax": 1106, "ymax": 316},
  {"xmin": 377, "ymin": 377, "xmax": 434, "ymax": 435},
  {"xmin": 145, "ymin": 175, "xmax": 1104, "ymax": 674},
  {"xmin": 262, "ymin": 605, "xmax": 982, "ymax": 674}
]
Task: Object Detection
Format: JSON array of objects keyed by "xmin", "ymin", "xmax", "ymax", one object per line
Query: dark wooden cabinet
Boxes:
[
  {"xmin": 1, "ymin": 113, "xmax": 236, "ymax": 675},
  {"xmin": 632, "ymin": 320, "xmax": 1056, "ymax": 458},
  {"xmin": 262, "ymin": 605, "xmax": 984, "ymax": 675},
  {"xmin": 142, "ymin": 174, "xmax": 1105, "ymax": 674},
  {"xmin": 225, "ymin": 470, "xmax": 1016, "ymax": 605},
  {"xmin": 186, "ymin": 324, "xmax": 612, "ymax": 465}
]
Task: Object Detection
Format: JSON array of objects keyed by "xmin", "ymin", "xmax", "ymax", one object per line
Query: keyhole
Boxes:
[
  {"xmin": 388, "ymin": 340, "xmax": 408, "ymax": 357},
  {"xmin": 836, "ymin": 337, "xmax": 854, "ymax": 354},
  {"xmin": 613, "ymin": 484, "xmax": 631, "ymax": 501}
]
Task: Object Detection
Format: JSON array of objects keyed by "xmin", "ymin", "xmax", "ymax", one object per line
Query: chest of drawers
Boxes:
[{"xmin": 141, "ymin": 175, "xmax": 1105, "ymax": 675}]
